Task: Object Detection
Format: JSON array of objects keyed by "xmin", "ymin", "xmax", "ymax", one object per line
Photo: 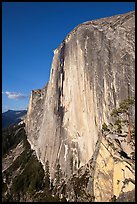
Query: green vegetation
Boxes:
[
  {"xmin": 114, "ymin": 118, "xmax": 122, "ymax": 134},
  {"xmin": 11, "ymin": 154, "xmax": 45, "ymax": 194},
  {"xmin": 2, "ymin": 123, "xmax": 25, "ymax": 156},
  {"xmin": 2, "ymin": 124, "xmax": 67, "ymax": 202},
  {"xmin": 70, "ymin": 156, "xmax": 73, "ymax": 174},
  {"xmin": 44, "ymin": 160, "xmax": 50, "ymax": 192},
  {"xmin": 102, "ymin": 98, "xmax": 135, "ymax": 141},
  {"xmin": 102, "ymin": 123, "xmax": 110, "ymax": 132},
  {"xmin": 2, "ymin": 126, "xmax": 45, "ymax": 202},
  {"xmin": 54, "ymin": 160, "xmax": 63, "ymax": 186},
  {"xmin": 111, "ymin": 97, "xmax": 135, "ymax": 141},
  {"xmin": 3, "ymin": 98, "xmax": 134, "ymax": 202},
  {"xmin": 71, "ymin": 170, "xmax": 95, "ymax": 202}
]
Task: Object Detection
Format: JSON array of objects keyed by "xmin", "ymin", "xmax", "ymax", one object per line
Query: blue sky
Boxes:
[{"xmin": 2, "ymin": 2, "xmax": 135, "ymax": 112}]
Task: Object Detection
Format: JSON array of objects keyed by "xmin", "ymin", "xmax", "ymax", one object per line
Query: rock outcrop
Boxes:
[
  {"xmin": 54, "ymin": 133, "xmax": 135, "ymax": 202},
  {"xmin": 25, "ymin": 11, "xmax": 135, "ymax": 201}
]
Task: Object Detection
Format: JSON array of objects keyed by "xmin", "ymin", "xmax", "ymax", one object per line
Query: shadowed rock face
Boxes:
[{"xmin": 25, "ymin": 11, "xmax": 135, "ymax": 179}]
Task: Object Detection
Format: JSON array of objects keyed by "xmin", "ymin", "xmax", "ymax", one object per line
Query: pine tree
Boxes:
[
  {"xmin": 111, "ymin": 98, "xmax": 135, "ymax": 142},
  {"xmin": 70, "ymin": 156, "xmax": 73, "ymax": 174},
  {"xmin": 54, "ymin": 161, "xmax": 62, "ymax": 186},
  {"xmin": 50, "ymin": 179, "xmax": 54, "ymax": 192},
  {"xmin": 44, "ymin": 160, "xmax": 50, "ymax": 192}
]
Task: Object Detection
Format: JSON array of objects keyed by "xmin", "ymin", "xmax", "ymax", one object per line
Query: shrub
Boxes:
[{"xmin": 102, "ymin": 123, "xmax": 109, "ymax": 132}]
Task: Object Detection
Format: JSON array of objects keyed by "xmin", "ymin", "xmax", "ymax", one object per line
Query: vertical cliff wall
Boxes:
[{"xmin": 25, "ymin": 11, "xmax": 135, "ymax": 178}]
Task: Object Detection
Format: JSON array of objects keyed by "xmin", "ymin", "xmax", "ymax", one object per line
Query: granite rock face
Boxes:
[
  {"xmin": 93, "ymin": 136, "xmax": 135, "ymax": 202},
  {"xmin": 55, "ymin": 133, "xmax": 135, "ymax": 202},
  {"xmin": 25, "ymin": 10, "xmax": 135, "ymax": 184}
]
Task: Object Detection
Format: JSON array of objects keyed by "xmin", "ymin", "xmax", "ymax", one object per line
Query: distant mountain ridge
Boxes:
[{"xmin": 2, "ymin": 110, "xmax": 27, "ymax": 128}]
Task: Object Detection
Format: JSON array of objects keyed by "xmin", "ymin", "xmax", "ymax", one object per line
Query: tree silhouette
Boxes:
[
  {"xmin": 54, "ymin": 161, "xmax": 62, "ymax": 186},
  {"xmin": 44, "ymin": 160, "xmax": 50, "ymax": 192},
  {"xmin": 111, "ymin": 98, "xmax": 135, "ymax": 142},
  {"xmin": 70, "ymin": 156, "xmax": 73, "ymax": 174}
]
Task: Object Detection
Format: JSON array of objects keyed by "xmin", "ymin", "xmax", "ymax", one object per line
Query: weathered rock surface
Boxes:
[
  {"xmin": 25, "ymin": 11, "xmax": 135, "ymax": 201},
  {"xmin": 2, "ymin": 141, "xmax": 24, "ymax": 173},
  {"xmin": 53, "ymin": 132, "xmax": 135, "ymax": 202},
  {"xmin": 93, "ymin": 135, "xmax": 135, "ymax": 201}
]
